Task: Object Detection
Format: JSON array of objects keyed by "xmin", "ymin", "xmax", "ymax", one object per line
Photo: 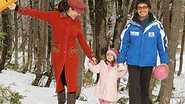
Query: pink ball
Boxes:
[{"xmin": 153, "ymin": 65, "xmax": 169, "ymax": 80}]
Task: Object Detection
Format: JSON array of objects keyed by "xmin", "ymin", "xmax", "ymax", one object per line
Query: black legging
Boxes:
[
  {"xmin": 60, "ymin": 68, "xmax": 67, "ymax": 86},
  {"xmin": 60, "ymin": 67, "xmax": 76, "ymax": 94}
]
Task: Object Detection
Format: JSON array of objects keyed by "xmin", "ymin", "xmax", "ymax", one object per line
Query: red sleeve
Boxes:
[
  {"xmin": 77, "ymin": 31, "xmax": 93, "ymax": 59},
  {"xmin": 17, "ymin": 6, "xmax": 56, "ymax": 24},
  {"xmin": 77, "ymin": 21, "xmax": 93, "ymax": 59}
]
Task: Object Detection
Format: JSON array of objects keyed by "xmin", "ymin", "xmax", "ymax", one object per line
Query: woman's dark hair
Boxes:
[
  {"xmin": 58, "ymin": 0, "xmax": 70, "ymax": 12},
  {"xmin": 135, "ymin": 0, "xmax": 151, "ymax": 9}
]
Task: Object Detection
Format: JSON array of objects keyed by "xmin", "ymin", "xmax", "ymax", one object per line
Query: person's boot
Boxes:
[
  {"xmin": 67, "ymin": 92, "xmax": 76, "ymax": 104},
  {"xmin": 57, "ymin": 90, "xmax": 66, "ymax": 104}
]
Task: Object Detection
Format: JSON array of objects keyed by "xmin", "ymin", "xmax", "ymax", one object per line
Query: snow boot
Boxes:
[
  {"xmin": 67, "ymin": 92, "xmax": 76, "ymax": 104},
  {"xmin": 57, "ymin": 90, "xmax": 66, "ymax": 104}
]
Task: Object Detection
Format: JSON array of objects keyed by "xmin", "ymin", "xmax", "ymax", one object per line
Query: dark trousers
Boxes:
[{"xmin": 128, "ymin": 65, "xmax": 153, "ymax": 104}]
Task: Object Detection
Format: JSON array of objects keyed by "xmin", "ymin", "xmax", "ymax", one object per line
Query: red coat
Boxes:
[{"xmin": 17, "ymin": 7, "xmax": 93, "ymax": 93}]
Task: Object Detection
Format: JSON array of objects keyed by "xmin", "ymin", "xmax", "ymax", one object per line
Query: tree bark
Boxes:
[
  {"xmin": 113, "ymin": 0, "xmax": 128, "ymax": 49},
  {"xmin": 14, "ymin": 10, "xmax": 19, "ymax": 71},
  {"xmin": 0, "ymin": 9, "xmax": 12, "ymax": 72},
  {"xmin": 150, "ymin": 0, "xmax": 158, "ymax": 16},
  {"xmin": 32, "ymin": 0, "xmax": 49, "ymax": 86},
  {"xmin": 159, "ymin": 0, "xmax": 183, "ymax": 104},
  {"xmin": 94, "ymin": 0, "xmax": 108, "ymax": 60},
  {"xmin": 45, "ymin": 0, "xmax": 55, "ymax": 88},
  {"xmin": 177, "ymin": 19, "xmax": 185, "ymax": 76}
]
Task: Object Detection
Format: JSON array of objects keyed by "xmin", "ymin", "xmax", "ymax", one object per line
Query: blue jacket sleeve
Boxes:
[
  {"xmin": 117, "ymin": 24, "xmax": 130, "ymax": 63},
  {"xmin": 157, "ymin": 22, "xmax": 169, "ymax": 64}
]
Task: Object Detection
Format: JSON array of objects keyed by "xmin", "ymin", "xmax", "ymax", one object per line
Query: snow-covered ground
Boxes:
[
  {"xmin": 0, "ymin": 54, "xmax": 184, "ymax": 104},
  {"xmin": 0, "ymin": 69, "xmax": 129, "ymax": 104},
  {"xmin": 0, "ymin": 70, "xmax": 96, "ymax": 104}
]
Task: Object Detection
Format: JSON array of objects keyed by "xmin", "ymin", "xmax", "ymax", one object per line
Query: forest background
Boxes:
[{"xmin": 0, "ymin": 0, "xmax": 185, "ymax": 104}]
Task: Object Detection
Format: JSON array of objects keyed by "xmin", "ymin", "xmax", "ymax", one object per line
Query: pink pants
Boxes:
[{"xmin": 99, "ymin": 99, "xmax": 112, "ymax": 104}]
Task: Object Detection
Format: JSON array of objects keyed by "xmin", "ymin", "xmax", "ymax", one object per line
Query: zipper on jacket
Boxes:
[{"xmin": 138, "ymin": 28, "xmax": 144, "ymax": 66}]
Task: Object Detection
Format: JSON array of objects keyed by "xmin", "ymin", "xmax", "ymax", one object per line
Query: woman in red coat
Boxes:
[{"xmin": 9, "ymin": 0, "xmax": 96, "ymax": 103}]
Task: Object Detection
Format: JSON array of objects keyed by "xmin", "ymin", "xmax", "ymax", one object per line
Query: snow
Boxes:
[
  {"xmin": 0, "ymin": 69, "xmax": 129, "ymax": 104},
  {"xmin": 0, "ymin": 70, "xmax": 100, "ymax": 104},
  {"xmin": 0, "ymin": 54, "xmax": 185, "ymax": 104}
]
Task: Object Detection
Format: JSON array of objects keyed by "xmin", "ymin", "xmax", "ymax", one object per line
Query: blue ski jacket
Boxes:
[{"xmin": 117, "ymin": 12, "xmax": 169, "ymax": 66}]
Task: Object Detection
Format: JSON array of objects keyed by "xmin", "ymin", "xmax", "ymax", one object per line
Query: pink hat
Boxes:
[
  {"xmin": 67, "ymin": 0, "xmax": 86, "ymax": 14},
  {"xmin": 106, "ymin": 48, "xmax": 119, "ymax": 60}
]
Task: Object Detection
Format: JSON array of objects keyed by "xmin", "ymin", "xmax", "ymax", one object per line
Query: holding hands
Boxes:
[{"xmin": 89, "ymin": 57, "xmax": 97, "ymax": 65}]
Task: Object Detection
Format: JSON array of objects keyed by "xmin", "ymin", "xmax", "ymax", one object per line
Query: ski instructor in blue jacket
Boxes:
[{"xmin": 117, "ymin": 0, "xmax": 169, "ymax": 104}]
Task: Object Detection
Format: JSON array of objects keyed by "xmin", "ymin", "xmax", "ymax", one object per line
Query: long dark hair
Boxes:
[{"xmin": 58, "ymin": 0, "xmax": 70, "ymax": 12}]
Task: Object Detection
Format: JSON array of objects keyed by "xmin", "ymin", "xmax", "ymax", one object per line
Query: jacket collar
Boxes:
[
  {"xmin": 132, "ymin": 12, "xmax": 156, "ymax": 23},
  {"xmin": 128, "ymin": 12, "xmax": 159, "ymax": 33},
  {"xmin": 128, "ymin": 12, "xmax": 158, "ymax": 29},
  {"xmin": 60, "ymin": 11, "xmax": 79, "ymax": 22}
]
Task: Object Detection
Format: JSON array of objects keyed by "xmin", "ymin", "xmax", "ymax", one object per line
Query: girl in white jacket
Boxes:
[{"xmin": 88, "ymin": 49, "xmax": 127, "ymax": 104}]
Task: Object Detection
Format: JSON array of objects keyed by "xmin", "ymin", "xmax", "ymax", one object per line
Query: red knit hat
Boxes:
[
  {"xmin": 106, "ymin": 48, "xmax": 119, "ymax": 60},
  {"xmin": 67, "ymin": 0, "xmax": 86, "ymax": 14}
]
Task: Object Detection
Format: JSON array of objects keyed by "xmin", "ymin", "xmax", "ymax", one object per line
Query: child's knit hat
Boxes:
[{"xmin": 106, "ymin": 48, "xmax": 119, "ymax": 60}]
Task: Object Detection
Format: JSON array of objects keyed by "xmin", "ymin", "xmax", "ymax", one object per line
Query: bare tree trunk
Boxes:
[
  {"xmin": 25, "ymin": 17, "xmax": 34, "ymax": 73},
  {"xmin": 0, "ymin": 9, "xmax": 12, "ymax": 72},
  {"xmin": 159, "ymin": 0, "xmax": 183, "ymax": 104},
  {"xmin": 149, "ymin": 0, "xmax": 158, "ymax": 101},
  {"xmin": 19, "ymin": 0, "xmax": 34, "ymax": 74},
  {"xmin": 177, "ymin": 16, "xmax": 185, "ymax": 76},
  {"xmin": 113, "ymin": 0, "xmax": 128, "ymax": 49},
  {"xmin": 129, "ymin": 0, "xmax": 137, "ymax": 14},
  {"xmin": 14, "ymin": 10, "xmax": 19, "ymax": 71},
  {"xmin": 45, "ymin": 0, "xmax": 55, "ymax": 88},
  {"xmin": 112, "ymin": 0, "xmax": 129, "ymax": 91},
  {"xmin": 157, "ymin": 0, "xmax": 171, "ymax": 102},
  {"xmin": 77, "ymin": 43, "xmax": 84, "ymax": 98},
  {"xmin": 45, "ymin": 23, "xmax": 53, "ymax": 87},
  {"xmin": 95, "ymin": 0, "xmax": 108, "ymax": 60},
  {"xmin": 150, "ymin": 0, "xmax": 158, "ymax": 16},
  {"xmin": 31, "ymin": 0, "xmax": 43, "ymax": 86},
  {"xmin": 94, "ymin": 0, "xmax": 109, "ymax": 83},
  {"xmin": 88, "ymin": 0, "xmax": 95, "ymax": 40},
  {"xmin": 32, "ymin": 0, "xmax": 49, "ymax": 86},
  {"xmin": 105, "ymin": 0, "xmax": 116, "ymax": 48},
  {"xmin": 18, "ymin": 9, "xmax": 29, "ymax": 70},
  {"xmin": 27, "ymin": 0, "xmax": 35, "ymax": 73}
]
